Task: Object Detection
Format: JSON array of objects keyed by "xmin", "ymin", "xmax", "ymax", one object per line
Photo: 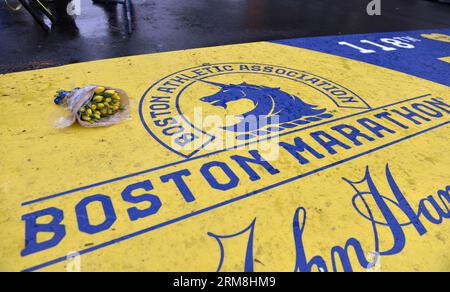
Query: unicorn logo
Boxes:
[
  {"xmin": 140, "ymin": 63, "xmax": 367, "ymax": 157},
  {"xmin": 199, "ymin": 80, "xmax": 332, "ymax": 132}
]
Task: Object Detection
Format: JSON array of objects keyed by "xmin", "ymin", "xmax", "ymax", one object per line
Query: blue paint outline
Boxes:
[
  {"xmin": 22, "ymin": 93, "xmax": 431, "ymax": 206},
  {"xmin": 140, "ymin": 62, "xmax": 371, "ymax": 158},
  {"xmin": 207, "ymin": 219, "xmax": 256, "ymax": 272},
  {"xmin": 22, "ymin": 118, "xmax": 449, "ymax": 272}
]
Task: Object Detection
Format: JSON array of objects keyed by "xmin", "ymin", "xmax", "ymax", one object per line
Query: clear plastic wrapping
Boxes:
[{"xmin": 52, "ymin": 85, "xmax": 131, "ymax": 128}]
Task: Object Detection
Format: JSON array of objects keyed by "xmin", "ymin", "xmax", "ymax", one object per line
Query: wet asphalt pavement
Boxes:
[{"xmin": 1, "ymin": 0, "xmax": 450, "ymax": 73}]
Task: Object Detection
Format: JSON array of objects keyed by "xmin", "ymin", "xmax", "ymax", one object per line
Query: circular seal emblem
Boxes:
[{"xmin": 139, "ymin": 63, "xmax": 369, "ymax": 158}]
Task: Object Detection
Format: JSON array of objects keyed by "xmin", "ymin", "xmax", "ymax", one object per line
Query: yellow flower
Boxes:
[{"xmin": 94, "ymin": 87, "xmax": 106, "ymax": 94}]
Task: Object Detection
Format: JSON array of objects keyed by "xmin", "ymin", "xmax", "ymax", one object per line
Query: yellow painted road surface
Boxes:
[{"xmin": 0, "ymin": 40, "xmax": 449, "ymax": 272}]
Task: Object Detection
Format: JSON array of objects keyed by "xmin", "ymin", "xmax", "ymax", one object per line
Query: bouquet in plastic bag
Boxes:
[{"xmin": 52, "ymin": 85, "xmax": 131, "ymax": 128}]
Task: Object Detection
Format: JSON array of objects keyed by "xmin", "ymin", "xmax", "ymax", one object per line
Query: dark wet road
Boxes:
[{"xmin": 1, "ymin": 0, "xmax": 450, "ymax": 73}]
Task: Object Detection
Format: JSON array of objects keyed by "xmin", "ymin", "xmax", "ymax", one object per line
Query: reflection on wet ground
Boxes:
[{"xmin": 1, "ymin": 0, "xmax": 449, "ymax": 73}]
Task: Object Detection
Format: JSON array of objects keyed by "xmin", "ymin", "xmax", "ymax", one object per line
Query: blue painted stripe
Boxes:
[{"xmin": 273, "ymin": 28, "xmax": 450, "ymax": 87}]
